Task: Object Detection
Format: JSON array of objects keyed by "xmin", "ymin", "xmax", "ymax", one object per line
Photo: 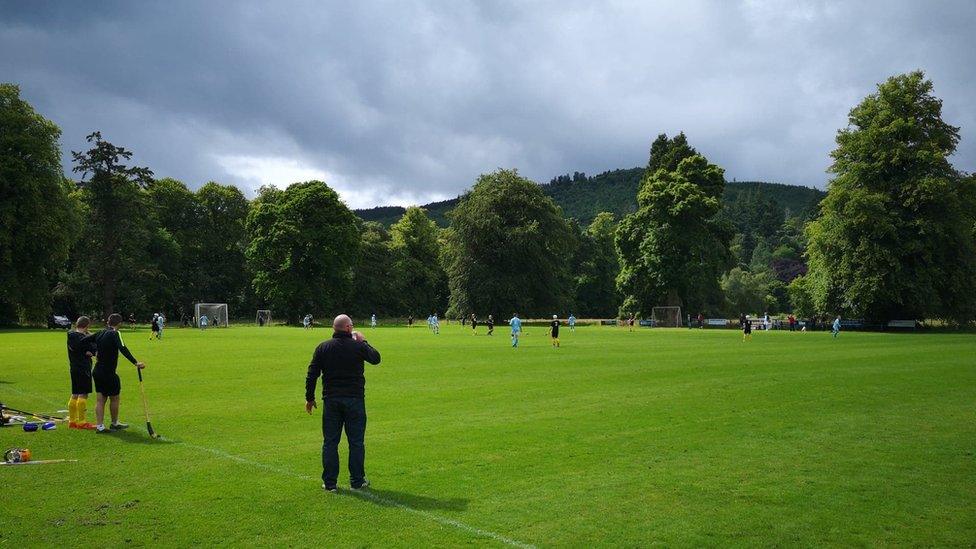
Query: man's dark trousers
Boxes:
[{"xmin": 322, "ymin": 397, "xmax": 367, "ymax": 488}]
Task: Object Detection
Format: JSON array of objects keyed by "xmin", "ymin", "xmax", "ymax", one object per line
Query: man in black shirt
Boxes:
[
  {"xmin": 548, "ymin": 315, "xmax": 561, "ymax": 348},
  {"xmin": 67, "ymin": 316, "xmax": 98, "ymax": 429},
  {"xmin": 93, "ymin": 313, "xmax": 146, "ymax": 434},
  {"xmin": 305, "ymin": 314, "xmax": 381, "ymax": 492}
]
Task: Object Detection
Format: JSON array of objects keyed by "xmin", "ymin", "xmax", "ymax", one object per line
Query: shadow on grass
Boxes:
[
  {"xmin": 340, "ymin": 486, "xmax": 469, "ymax": 511},
  {"xmin": 107, "ymin": 428, "xmax": 179, "ymax": 445}
]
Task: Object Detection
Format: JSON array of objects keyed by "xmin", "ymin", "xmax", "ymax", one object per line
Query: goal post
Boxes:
[
  {"xmin": 651, "ymin": 306, "xmax": 682, "ymax": 328},
  {"xmin": 195, "ymin": 303, "xmax": 229, "ymax": 327},
  {"xmin": 256, "ymin": 309, "xmax": 272, "ymax": 327}
]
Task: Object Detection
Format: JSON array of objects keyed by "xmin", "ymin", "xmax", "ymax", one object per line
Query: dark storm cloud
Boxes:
[{"xmin": 2, "ymin": 1, "xmax": 975, "ymax": 208}]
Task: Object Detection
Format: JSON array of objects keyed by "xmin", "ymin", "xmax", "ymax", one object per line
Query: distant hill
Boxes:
[
  {"xmin": 356, "ymin": 198, "xmax": 458, "ymax": 228},
  {"xmin": 354, "ymin": 167, "xmax": 825, "ymax": 227}
]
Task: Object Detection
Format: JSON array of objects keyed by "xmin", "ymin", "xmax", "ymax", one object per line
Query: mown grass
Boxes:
[{"xmin": 1, "ymin": 324, "xmax": 974, "ymax": 547}]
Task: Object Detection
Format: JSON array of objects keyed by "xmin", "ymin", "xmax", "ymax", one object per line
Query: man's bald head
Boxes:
[{"xmin": 333, "ymin": 314, "xmax": 353, "ymax": 332}]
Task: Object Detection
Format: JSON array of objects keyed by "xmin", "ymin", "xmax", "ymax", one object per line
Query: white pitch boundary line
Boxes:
[
  {"xmin": 177, "ymin": 441, "xmax": 535, "ymax": 549},
  {"xmin": 1, "ymin": 387, "xmax": 535, "ymax": 549}
]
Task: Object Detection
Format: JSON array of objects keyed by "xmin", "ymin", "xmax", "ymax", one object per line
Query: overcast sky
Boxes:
[{"xmin": 3, "ymin": 1, "xmax": 974, "ymax": 209}]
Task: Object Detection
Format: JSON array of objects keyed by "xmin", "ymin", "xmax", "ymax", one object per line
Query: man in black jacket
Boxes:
[
  {"xmin": 93, "ymin": 313, "xmax": 146, "ymax": 434},
  {"xmin": 305, "ymin": 314, "xmax": 381, "ymax": 492}
]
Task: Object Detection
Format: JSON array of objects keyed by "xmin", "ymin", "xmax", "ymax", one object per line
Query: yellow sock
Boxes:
[
  {"xmin": 68, "ymin": 397, "xmax": 78, "ymax": 423},
  {"xmin": 77, "ymin": 398, "xmax": 88, "ymax": 424}
]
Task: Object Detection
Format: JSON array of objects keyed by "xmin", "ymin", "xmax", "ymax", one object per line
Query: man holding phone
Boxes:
[{"xmin": 305, "ymin": 314, "xmax": 381, "ymax": 492}]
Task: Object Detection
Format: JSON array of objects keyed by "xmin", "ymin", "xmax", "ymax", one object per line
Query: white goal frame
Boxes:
[
  {"xmin": 256, "ymin": 309, "xmax": 272, "ymax": 327},
  {"xmin": 195, "ymin": 303, "xmax": 229, "ymax": 328},
  {"xmin": 651, "ymin": 306, "xmax": 682, "ymax": 328}
]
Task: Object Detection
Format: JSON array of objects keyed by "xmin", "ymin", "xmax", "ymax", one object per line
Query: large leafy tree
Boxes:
[
  {"xmin": 573, "ymin": 212, "xmax": 620, "ymax": 317},
  {"xmin": 0, "ymin": 84, "xmax": 80, "ymax": 321},
  {"xmin": 389, "ymin": 207, "xmax": 447, "ymax": 315},
  {"xmin": 805, "ymin": 71, "xmax": 976, "ymax": 323},
  {"xmin": 444, "ymin": 169, "xmax": 574, "ymax": 318},
  {"xmin": 616, "ymin": 136, "xmax": 733, "ymax": 316},
  {"xmin": 245, "ymin": 181, "xmax": 359, "ymax": 323},
  {"xmin": 721, "ymin": 267, "xmax": 781, "ymax": 317},
  {"xmin": 347, "ymin": 221, "xmax": 400, "ymax": 317},
  {"xmin": 194, "ymin": 182, "xmax": 251, "ymax": 310},
  {"xmin": 144, "ymin": 177, "xmax": 201, "ymax": 318},
  {"xmin": 71, "ymin": 131, "xmax": 155, "ymax": 318}
]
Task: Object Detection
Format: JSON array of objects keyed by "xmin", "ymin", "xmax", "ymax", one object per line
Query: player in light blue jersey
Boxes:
[
  {"xmin": 431, "ymin": 313, "xmax": 440, "ymax": 334},
  {"xmin": 568, "ymin": 314, "xmax": 576, "ymax": 332},
  {"xmin": 509, "ymin": 313, "xmax": 522, "ymax": 347}
]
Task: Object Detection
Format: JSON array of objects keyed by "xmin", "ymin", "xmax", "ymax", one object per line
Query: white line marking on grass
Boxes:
[
  {"xmin": 2, "ymin": 388, "xmax": 535, "ymax": 548},
  {"xmin": 180, "ymin": 441, "xmax": 535, "ymax": 548},
  {"xmin": 343, "ymin": 488, "xmax": 536, "ymax": 549}
]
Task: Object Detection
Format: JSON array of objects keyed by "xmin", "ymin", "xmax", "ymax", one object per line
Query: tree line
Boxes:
[{"xmin": 2, "ymin": 71, "xmax": 974, "ymax": 326}]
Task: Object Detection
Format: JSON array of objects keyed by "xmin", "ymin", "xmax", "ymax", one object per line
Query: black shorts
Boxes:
[
  {"xmin": 93, "ymin": 368, "xmax": 121, "ymax": 397},
  {"xmin": 70, "ymin": 366, "xmax": 93, "ymax": 394}
]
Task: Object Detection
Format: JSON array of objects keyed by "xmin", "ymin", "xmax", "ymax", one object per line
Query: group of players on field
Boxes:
[
  {"xmin": 63, "ymin": 309, "xmax": 835, "ymax": 434},
  {"xmin": 66, "ymin": 314, "xmax": 146, "ymax": 433},
  {"xmin": 415, "ymin": 312, "xmax": 578, "ymax": 348}
]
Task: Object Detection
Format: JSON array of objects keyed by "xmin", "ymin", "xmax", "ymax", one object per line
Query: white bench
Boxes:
[{"xmin": 706, "ymin": 319, "xmax": 729, "ymax": 326}]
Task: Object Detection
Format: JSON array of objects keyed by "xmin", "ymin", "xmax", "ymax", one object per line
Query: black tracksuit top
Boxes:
[
  {"xmin": 93, "ymin": 329, "xmax": 138, "ymax": 373},
  {"xmin": 305, "ymin": 331, "xmax": 381, "ymax": 400},
  {"xmin": 67, "ymin": 331, "xmax": 97, "ymax": 370}
]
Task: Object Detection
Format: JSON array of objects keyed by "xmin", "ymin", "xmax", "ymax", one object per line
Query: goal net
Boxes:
[
  {"xmin": 651, "ymin": 306, "xmax": 682, "ymax": 328},
  {"xmin": 256, "ymin": 309, "xmax": 272, "ymax": 327},
  {"xmin": 195, "ymin": 303, "xmax": 229, "ymax": 327}
]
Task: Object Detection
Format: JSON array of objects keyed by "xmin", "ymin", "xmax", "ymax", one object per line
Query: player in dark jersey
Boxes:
[
  {"xmin": 67, "ymin": 316, "xmax": 98, "ymax": 429},
  {"xmin": 92, "ymin": 313, "xmax": 146, "ymax": 434},
  {"xmin": 486, "ymin": 315, "xmax": 494, "ymax": 336},
  {"xmin": 741, "ymin": 313, "xmax": 752, "ymax": 341},
  {"xmin": 470, "ymin": 313, "xmax": 478, "ymax": 335},
  {"xmin": 548, "ymin": 315, "xmax": 561, "ymax": 348}
]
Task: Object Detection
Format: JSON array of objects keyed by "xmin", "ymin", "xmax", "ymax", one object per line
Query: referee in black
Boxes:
[{"xmin": 305, "ymin": 314, "xmax": 381, "ymax": 492}]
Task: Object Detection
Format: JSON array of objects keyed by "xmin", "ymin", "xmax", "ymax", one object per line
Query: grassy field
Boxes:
[{"xmin": 1, "ymin": 324, "xmax": 975, "ymax": 547}]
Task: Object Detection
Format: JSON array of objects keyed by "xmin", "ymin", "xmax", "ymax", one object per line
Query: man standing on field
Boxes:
[
  {"xmin": 305, "ymin": 314, "xmax": 382, "ymax": 492},
  {"xmin": 92, "ymin": 313, "xmax": 146, "ymax": 433},
  {"xmin": 548, "ymin": 314, "xmax": 560, "ymax": 348},
  {"xmin": 509, "ymin": 313, "xmax": 522, "ymax": 348},
  {"xmin": 67, "ymin": 316, "xmax": 97, "ymax": 429}
]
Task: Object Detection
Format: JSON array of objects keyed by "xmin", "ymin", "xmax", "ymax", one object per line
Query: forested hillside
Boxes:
[{"xmin": 354, "ymin": 168, "xmax": 825, "ymax": 227}]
